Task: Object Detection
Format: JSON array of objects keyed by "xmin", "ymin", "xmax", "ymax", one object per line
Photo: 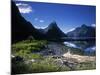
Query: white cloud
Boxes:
[
  {"xmin": 34, "ymin": 18, "xmax": 44, "ymax": 23},
  {"xmin": 16, "ymin": 3, "xmax": 32, "ymax": 14},
  {"xmin": 39, "ymin": 20, "xmax": 44, "ymax": 23},
  {"xmin": 16, "ymin": 3, "xmax": 27, "ymax": 6},
  {"xmin": 91, "ymin": 24, "xmax": 96, "ymax": 27}
]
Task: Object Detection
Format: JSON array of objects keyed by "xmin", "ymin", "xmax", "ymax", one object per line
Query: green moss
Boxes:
[
  {"xmin": 12, "ymin": 39, "xmax": 48, "ymax": 60},
  {"xmin": 12, "ymin": 39, "xmax": 47, "ymax": 53},
  {"xmin": 75, "ymin": 61, "xmax": 96, "ymax": 70}
]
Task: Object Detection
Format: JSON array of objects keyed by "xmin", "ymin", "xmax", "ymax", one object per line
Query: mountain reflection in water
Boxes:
[{"xmin": 64, "ymin": 40, "xmax": 96, "ymax": 55}]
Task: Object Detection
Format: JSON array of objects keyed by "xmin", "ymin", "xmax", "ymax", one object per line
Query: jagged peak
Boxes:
[
  {"xmin": 48, "ymin": 21, "xmax": 58, "ymax": 28},
  {"xmin": 50, "ymin": 21, "xmax": 57, "ymax": 24}
]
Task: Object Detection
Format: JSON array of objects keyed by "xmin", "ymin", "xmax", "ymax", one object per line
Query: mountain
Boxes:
[
  {"xmin": 12, "ymin": 1, "xmax": 67, "ymax": 42},
  {"xmin": 44, "ymin": 21, "xmax": 66, "ymax": 40},
  {"xmin": 66, "ymin": 24, "xmax": 96, "ymax": 39},
  {"xmin": 11, "ymin": 1, "xmax": 45, "ymax": 43}
]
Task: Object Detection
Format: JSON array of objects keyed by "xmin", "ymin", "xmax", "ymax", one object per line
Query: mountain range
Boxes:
[
  {"xmin": 66, "ymin": 24, "xmax": 96, "ymax": 39},
  {"xmin": 11, "ymin": 1, "xmax": 96, "ymax": 43}
]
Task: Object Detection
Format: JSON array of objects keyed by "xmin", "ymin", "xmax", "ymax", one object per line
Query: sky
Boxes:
[{"xmin": 14, "ymin": 1, "xmax": 96, "ymax": 33}]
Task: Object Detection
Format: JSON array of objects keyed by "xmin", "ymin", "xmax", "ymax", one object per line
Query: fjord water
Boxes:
[{"xmin": 64, "ymin": 40, "xmax": 96, "ymax": 55}]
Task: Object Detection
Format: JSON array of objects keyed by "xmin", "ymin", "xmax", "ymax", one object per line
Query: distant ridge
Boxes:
[{"xmin": 66, "ymin": 24, "xmax": 96, "ymax": 39}]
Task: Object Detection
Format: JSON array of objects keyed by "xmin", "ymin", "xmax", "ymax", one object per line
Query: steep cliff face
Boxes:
[{"xmin": 11, "ymin": 2, "xmax": 41, "ymax": 43}]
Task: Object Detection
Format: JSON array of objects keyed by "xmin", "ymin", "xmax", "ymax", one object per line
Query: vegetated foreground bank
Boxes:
[{"xmin": 11, "ymin": 39, "xmax": 96, "ymax": 74}]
